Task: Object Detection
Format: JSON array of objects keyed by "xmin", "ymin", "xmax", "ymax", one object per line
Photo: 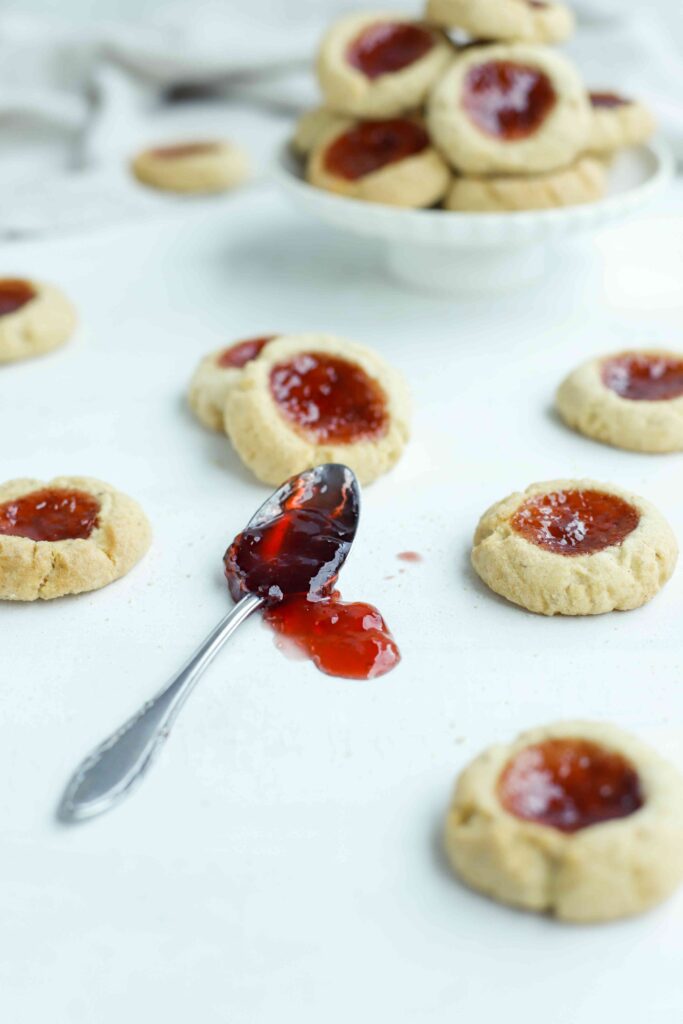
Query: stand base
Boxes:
[{"xmin": 385, "ymin": 241, "xmax": 547, "ymax": 293}]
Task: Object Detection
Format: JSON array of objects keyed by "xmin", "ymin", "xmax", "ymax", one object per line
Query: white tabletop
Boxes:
[{"xmin": 2, "ymin": 172, "xmax": 683, "ymax": 1022}]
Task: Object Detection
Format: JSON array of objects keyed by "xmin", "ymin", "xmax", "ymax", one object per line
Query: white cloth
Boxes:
[{"xmin": 0, "ymin": 2, "xmax": 681, "ymax": 238}]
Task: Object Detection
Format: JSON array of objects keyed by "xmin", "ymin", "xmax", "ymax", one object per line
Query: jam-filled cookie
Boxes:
[
  {"xmin": 224, "ymin": 333, "xmax": 411, "ymax": 486},
  {"xmin": 428, "ymin": 44, "xmax": 590, "ymax": 174},
  {"xmin": 292, "ymin": 108, "xmax": 347, "ymax": 157},
  {"xmin": 131, "ymin": 140, "xmax": 250, "ymax": 194},
  {"xmin": 587, "ymin": 91, "xmax": 655, "ymax": 156},
  {"xmin": 444, "ymin": 156, "xmax": 605, "ymax": 212},
  {"xmin": 0, "ymin": 476, "xmax": 151, "ymax": 601},
  {"xmin": 471, "ymin": 479, "xmax": 677, "ymax": 615},
  {"xmin": 189, "ymin": 335, "xmax": 277, "ymax": 432},
  {"xmin": 307, "ymin": 116, "xmax": 450, "ymax": 207},
  {"xmin": 557, "ymin": 349, "xmax": 683, "ymax": 453},
  {"xmin": 426, "ymin": 0, "xmax": 574, "ymax": 45},
  {"xmin": 445, "ymin": 721, "xmax": 683, "ymax": 922},
  {"xmin": 0, "ymin": 278, "xmax": 76, "ymax": 364},
  {"xmin": 317, "ymin": 11, "xmax": 452, "ymax": 118}
]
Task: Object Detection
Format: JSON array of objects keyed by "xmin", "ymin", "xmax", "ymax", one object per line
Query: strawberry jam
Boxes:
[
  {"xmin": 224, "ymin": 464, "xmax": 400, "ymax": 680},
  {"xmin": 499, "ymin": 738, "xmax": 643, "ymax": 832},
  {"xmin": 217, "ymin": 335, "xmax": 275, "ymax": 369},
  {"xmin": 324, "ymin": 119, "xmax": 429, "ymax": 181},
  {"xmin": 602, "ymin": 353, "xmax": 683, "ymax": 401},
  {"xmin": 347, "ymin": 22, "xmax": 434, "ymax": 80},
  {"xmin": 511, "ymin": 488, "xmax": 639, "ymax": 556},
  {"xmin": 269, "ymin": 354, "xmax": 388, "ymax": 443},
  {"xmin": 151, "ymin": 141, "xmax": 217, "ymax": 159},
  {"xmin": 0, "ymin": 487, "xmax": 100, "ymax": 542},
  {"xmin": 590, "ymin": 91, "xmax": 629, "ymax": 109},
  {"xmin": 462, "ymin": 61, "xmax": 556, "ymax": 140},
  {"xmin": 0, "ymin": 279, "xmax": 35, "ymax": 317},
  {"xmin": 265, "ymin": 593, "xmax": 399, "ymax": 679}
]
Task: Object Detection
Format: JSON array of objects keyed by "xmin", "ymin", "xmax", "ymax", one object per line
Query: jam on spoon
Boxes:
[{"xmin": 224, "ymin": 463, "xmax": 400, "ymax": 678}]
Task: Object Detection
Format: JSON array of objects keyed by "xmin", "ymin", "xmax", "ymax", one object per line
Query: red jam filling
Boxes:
[
  {"xmin": 0, "ymin": 487, "xmax": 100, "ymax": 542},
  {"xmin": 590, "ymin": 91, "xmax": 629, "ymax": 109},
  {"xmin": 217, "ymin": 335, "xmax": 275, "ymax": 369},
  {"xmin": 224, "ymin": 465, "xmax": 400, "ymax": 680},
  {"xmin": 602, "ymin": 353, "xmax": 683, "ymax": 401},
  {"xmin": 511, "ymin": 488, "xmax": 639, "ymax": 556},
  {"xmin": 499, "ymin": 738, "xmax": 643, "ymax": 832},
  {"xmin": 269, "ymin": 353, "xmax": 388, "ymax": 444},
  {"xmin": 0, "ymin": 279, "xmax": 35, "ymax": 317},
  {"xmin": 265, "ymin": 593, "xmax": 399, "ymax": 679},
  {"xmin": 347, "ymin": 22, "xmax": 434, "ymax": 80},
  {"xmin": 462, "ymin": 61, "xmax": 556, "ymax": 140},
  {"xmin": 151, "ymin": 141, "xmax": 218, "ymax": 159},
  {"xmin": 323, "ymin": 119, "xmax": 429, "ymax": 181}
]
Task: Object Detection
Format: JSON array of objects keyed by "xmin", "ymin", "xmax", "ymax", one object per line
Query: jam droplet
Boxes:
[
  {"xmin": 602, "ymin": 353, "xmax": 683, "ymax": 401},
  {"xmin": 265, "ymin": 593, "xmax": 400, "ymax": 679},
  {"xmin": 151, "ymin": 141, "xmax": 218, "ymax": 159},
  {"xmin": 462, "ymin": 61, "xmax": 556, "ymax": 140},
  {"xmin": 511, "ymin": 488, "xmax": 639, "ymax": 556},
  {"xmin": 224, "ymin": 465, "xmax": 400, "ymax": 680},
  {"xmin": 590, "ymin": 91, "xmax": 629, "ymax": 109},
  {"xmin": 269, "ymin": 353, "xmax": 388, "ymax": 444},
  {"xmin": 217, "ymin": 335, "xmax": 275, "ymax": 369},
  {"xmin": 499, "ymin": 738, "xmax": 643, "ymax": 833},
  {"xmin": 0, "ymin": 279, "xmax": 35, "ymax": 317},
  {"xmin": 397, "ymin": 551, "xmax": 422, "ymax": 563},
  {"xmin": 0, "ymin": 487, "xmax": 100, "ymax": 542},
  {"xmin": 324, "ymin": 119, "xmax": 429, "ymax": 181},
  {"xmin": 347, "ymin": 22, "xmax": 434, "ymax": 80}
]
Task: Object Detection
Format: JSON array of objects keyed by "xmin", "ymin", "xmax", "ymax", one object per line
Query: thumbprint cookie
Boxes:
[
  {"xmin": 0, "ymin": 476, "xmax": 151, "ymax": 601},
  {"xmin": 224, "ymin": 333, "xmax": 411, "ymax": 486},
  {"xmin": 307, "ymin": 115, "xmax": 450, "ymax": 207},
  {"xmin": 425, "ymin": 0, "xmax": 575, "ymax": 46},
  {"xmin": 557, "ymin": 349, "xmax": 683, "ymax": 453},
  {"xmin": 189, "ymin": 335, "xmax": 278, "ymax": 432},
  {"xmin": 131, "ymin": 139, "xmax": 250, "ymax": 194},
  {"xmin": 428, "ymin": 44, "xmax": 590, "ymax": 175},
  {"xmin": 587, "ymin": 91, "xmax": 655, "ymax": 156},
  {"xmin": 0, "ymin": 278, "xmax": 76, "ymax": 364},
  {"xmin": 471, "ymin": 479, "xmax": 677, "ymax": 615},
  {"xmin": 292, "ymin": 108, "xmax": 347, "ymax": 157},
  {"xmin": 445, "ymin": 721, "xmax": 683, "ymax": 922},
  {"xmin": 444, "ymin": 156, "xmax": 605, "ymax": 212},
  {"xmin": 317, "ymin": 11, "xmax": 452, "ymax": 118}
]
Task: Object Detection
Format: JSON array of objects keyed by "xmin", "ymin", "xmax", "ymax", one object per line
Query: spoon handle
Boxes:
[{"xmin": 59, "ymin": 593, "xmax": 263, "ymax": 823}]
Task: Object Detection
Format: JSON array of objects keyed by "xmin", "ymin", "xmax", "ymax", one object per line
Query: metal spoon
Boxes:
[{"xmin": 58, "ymin": 464, "xmax": 360, "ymax": 823}]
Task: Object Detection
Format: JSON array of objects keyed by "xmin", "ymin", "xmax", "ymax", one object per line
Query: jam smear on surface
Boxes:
[
  {"xmin": 0, "ymin": 279, "xmax": 36, "ymax": 317},
  {"xmin": 511, "ymin": 488, "xmax": 639, "ymax": 556},
  {"xmin": 590, "ymin": 91, "xmax": 629, "ymax": 109},
  {"xmin": 347, "ymin": 22, "xmax": 434, "ymax": 80},
  {"xmin": 462, "ymin": 61, "xmax": 556, "ymax": 140},
  {"xmin": 324, "ymin": 119, "xmax": 429, "ymax": 181},
  {"xmin": 0, "ymin": 487, "xmax": 100, "ymax": 542},
  {"xmin": 151, "ymin": 141, "xmax": 218, "ymax": 159},
  {"xmin": 217, "ymin": 335, "xmax": 275, "ymax": 369},
  {"xmin": 499, "ymin": 738, "xmax": 643, "ymax": 832},
  {"xmin": 265, "ymin": 592, "xmax": 399, "ymax": 679},
  {"xmin": 397, "ymin": 551, "xmax": 422, "ymax": 563},
  {"xmin": 602, "ymin": 353, "xmax": 683, "ymax": 402},
  {"xmin": 224, "ymin": 465, "xmax": 400, "ymax": 680},
  {"xmin": 269, "ymin": 353, "xmax": 388, "ymax": 443}
]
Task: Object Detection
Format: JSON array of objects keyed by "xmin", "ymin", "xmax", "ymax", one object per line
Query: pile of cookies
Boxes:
[{"xmin": 294, "ymin": 2, "xmax": 655, "ymax": 211}]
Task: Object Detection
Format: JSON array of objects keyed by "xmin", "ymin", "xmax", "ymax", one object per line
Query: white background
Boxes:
[{"xmin": 2, "ymin": 2, "xmax": 683, "ymax": 1021}]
